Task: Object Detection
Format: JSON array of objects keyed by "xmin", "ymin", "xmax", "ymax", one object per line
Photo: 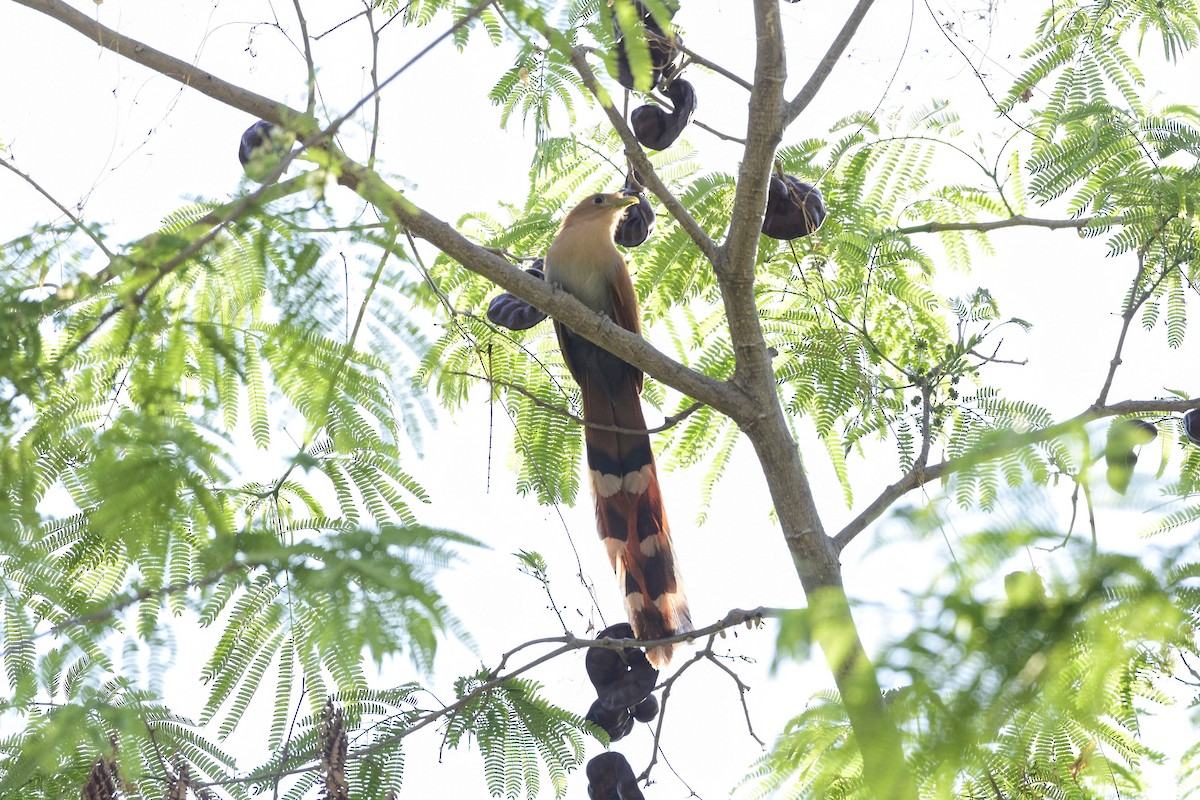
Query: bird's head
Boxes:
[{"xmin": 562, "ymin": 192, "xmax": 639, "ymax": 228}]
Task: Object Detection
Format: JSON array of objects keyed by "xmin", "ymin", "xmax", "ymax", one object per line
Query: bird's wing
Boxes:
[{"xmin": 607, "ymin": 254, "xmax": 644, "ymax": 394}]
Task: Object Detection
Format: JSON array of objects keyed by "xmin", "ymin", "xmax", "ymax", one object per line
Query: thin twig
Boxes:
[
  {"xmin": 897, "ymin": 213, "xmax": 1119, "ymax": 235},
  {"xmin": 0, "ymin": 562, "xmax": 247, "ymax": 658},
  {"xmin": 0, "ymin": 157, "xmax": 115, "ymax": 259},
  {"xmin": 704, "ymin": 649, "xmax": 766, "ymax": 747},
  {"xmin": 832, "ymin": 397, "xmax": 1200, "ymax": 551},
  {"xmin": 291, "ymin": 0, "xmax": 317, "ymax": 115},
  {"xmin": 448, "ymin": 370, "xmax": 703, "ymax": 435},
  {"xmin": 196, "ymin": 607, "xmax": 783, "ymax": 791},
  {"xmin": 675, "ymin": 41, "xmax": 753, "ymax": 91}
]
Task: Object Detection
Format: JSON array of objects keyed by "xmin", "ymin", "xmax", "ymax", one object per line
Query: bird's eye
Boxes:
[{"xmin": 592, "ymin": 195, "xmax": 604, "ymax": 204}]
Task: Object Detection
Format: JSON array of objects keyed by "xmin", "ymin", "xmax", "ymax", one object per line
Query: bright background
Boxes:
[{"xmin": 1, "ymin": 1, "xmax": 1197, "ymax": 796}]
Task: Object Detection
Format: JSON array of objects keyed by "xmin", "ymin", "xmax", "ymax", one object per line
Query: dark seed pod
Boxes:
[
  {"xmin": 486, "ymin": 262, "xmax": 549, "ymax": 331},
  {"xmin": 585, "ymin": 623, "xmax": 659, "ymax": 710},
  {"xmin": 1103, "ymin": 419, "xmax": 1157, "ymax": 494},
  {"xmin": 614, "ymin": 191, "xmax": 655, "ymax": 247},
  {"xmin": 612, "ymin": 0, "xmax": 681, "ymax": 91},
  {"xmin": 632, "ymin": 694, "xmax": 659, "ymax": 722},
  {"xmin": 586, "ymin": 752, "xmax": 644, "ymax": 800},
  {"xmin": 1185, "ymin": 409, "xmax": 1200, "ymax": 446},
  {"xmin": 762, "ymin": 174, "xmax": 826, "ymax": 240},
  {"xmin": 631, "ymin": 78, "xmax": 697, "ymax": 151},
  {"xmin": 585, "ymin": 698, "xmax": 634, "ymax": 742},
  {"xmin": 238, "ymin": 120, "xmax": 296, "ymax": 183},
  {"xmin": 1004, "ymin": 570, "xmax": 1046, "ymax": 608}
]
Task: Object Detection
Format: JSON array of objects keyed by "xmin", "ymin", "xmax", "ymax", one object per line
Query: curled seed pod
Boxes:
[
  {"xmin": 631, "ymin": 78, "xmax": 697, "ymax": 151},
  {"xmin": 1103, "ymin": 419, "xmax": 1157, "ymax": 494},
  {"xmin": 585, "ymin": 698, "xmax": 634, "ymax": 742},
  {"xmin": 585, "ymin": 623, "xmax": 659, "ymax": 710},
  {"xmin": 586, "ymin": 752, "xmax": 644, "ymax": 800},
  {"xmin": 486, "ymin": 262, "xmax": 549, "ymax": 331},
  {"xmin": 238, "ymin": 120, "xmax": 296, "ymax": 183},
  {"xmin": 614, "ymin": 191, "xmax": 655, "ymax": 247},
  {"xmin": 1004, "ymin": 570, "xmax": 1046, "ymax": 608},
  {"xmin": 1185, "ymin": 409, "xmax": 1200, "ymax": 445},
  {"xmin": 632, "ymin": 694, "xmax": 659, "ymax": 722},
  {"xmin": 762, "ymin": 174, "xmax": 826, "ymax": 240},
  {"xmin": 613, "ymin": 0, "xmax": 681, "ymax": 91}
]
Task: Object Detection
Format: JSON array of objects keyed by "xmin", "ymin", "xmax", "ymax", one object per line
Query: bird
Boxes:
[{"xmin": 544, "ymin": 191, "xmax": 692, "ymax": 666}]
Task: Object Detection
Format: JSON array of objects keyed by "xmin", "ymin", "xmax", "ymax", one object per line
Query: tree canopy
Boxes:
[{"xmin": 2, "ymin": 1, "xmax": 1200, "ymax": 798}]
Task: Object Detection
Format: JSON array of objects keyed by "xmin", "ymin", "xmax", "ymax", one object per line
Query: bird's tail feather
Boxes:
[{"xmin": 580, "ymin": 373, "xmax": 692, "ymax": 667}]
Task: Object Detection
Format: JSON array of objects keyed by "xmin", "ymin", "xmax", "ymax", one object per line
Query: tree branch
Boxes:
[
  {"xmin": 11, "ymin": 0, "xmax": 309, "ymax": 129},
  {"xmin": 330, "ymin": 153, "xmax": 751, "ymax": 421},
  {"xmin": 782, "ymin": 0, "xmax": 878, "ymax": 126},
  {"xmin": 450, "ymin": 370, "xmax": 703, "ymax": 435},
  {"xmin": 896, "ymin": 214, "xmax": 1120, "ymax": 235},
  {"xmin": 561, "ymin": 44, "xmax": 720, "ymax": 265},
  {"xmin": 197, "ymin": 606, "xmax": 784, "ymax": 791},
  {"xmin": 0, "ymin": 157, "xmax": 115, "ymax": 260},
  {"xmin": 832, "ymin": 396, "xmax": 1200, "ymax": 551}
]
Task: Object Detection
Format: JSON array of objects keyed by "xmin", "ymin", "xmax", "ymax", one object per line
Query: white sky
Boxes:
[{"xmin": 1, "ymin": 0, "xmax": 1198, "ymax": 797}]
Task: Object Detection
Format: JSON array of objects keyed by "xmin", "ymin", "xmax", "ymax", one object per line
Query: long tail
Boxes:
[{"xmin": 578, "ymin": 369, "xmax": 692, "ymax": 667}]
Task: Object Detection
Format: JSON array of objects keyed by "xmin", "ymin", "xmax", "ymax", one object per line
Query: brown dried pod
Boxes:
[
  {"xmin": 238, "ymin": 120, "xmax": 296, "ymax": 183},
  {"xmin": 586, "ymin": 752, "xmax": 645, "ymax": 800},
  {"xmin": 762, "ymin": 174, "xmax": 826, "ymax": 240},
  {"xmin": 585, "ymin": 622, "xmax": 659, "ymax": 710},
  {"xmin": 614, "ymin": 188, "xmax": 655, "ymax": 247},
  {"xmin": 1104, "ymin": 418, "xmax": 1158, "ymax": 494},
  {"xmin": 486, "ymin": 260, "xmax": 549, "ymax": 331},
  {"xmin": 585, "ymin": 697, "xmax": 635, "ymax": 742},
  {"xmin": 613, "ymin": 0, "xmax": 681, "ymax": 91},
  {"xmin": 1185, "ymin": 409, "xmax": 1200, "ymax": 445},
  {"xmin": 631, "ymin": 78, "xmax": 697, "ymax": 151}
]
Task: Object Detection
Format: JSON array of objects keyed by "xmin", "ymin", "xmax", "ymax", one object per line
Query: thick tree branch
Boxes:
[
  {"xmin": 726, "ymin": 6, "xmax": 920, "ymax": 799},
  {"xmin": 717, "ymin": 0, "xmax": 785, "ymax": 393},
  {"xmin": 783, "ymin": 0, "xmax": 878, "ymax": 126},
  {"xmin": 12, "ymin": 0, "xmax": 310, "ymax": 129},
  {"xmin": 832, "ymin": 396, "xmax": 1200, "ymax": 551},
  {"xmin": 331, "ymin": 154, "xmax": 751, "ymax": 421}
]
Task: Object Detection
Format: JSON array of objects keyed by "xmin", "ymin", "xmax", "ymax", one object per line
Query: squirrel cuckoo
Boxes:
[{"xmin": 545, "ymin": 192, "xmax": 693, "ymax": 666}]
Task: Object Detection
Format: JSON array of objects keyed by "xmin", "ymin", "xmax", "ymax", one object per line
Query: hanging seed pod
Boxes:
[
  {"xmin": 762, "ymin": 174, "xmax": 826, "ymax": 240},
  {"xmin": 486, "ymin": 260, "xmax": 550, "ymax": 331},
  {"xmin": 614, "ymin": 181, "xmax": 655, "ymax": 247},
  {"xmin": 1103, "ymin": 418, "xmax": 1158, "ymax": 494},
  {"xmin": 586, "ymin": 752, "xmax": 645, "ymax": 800},
  {"xmin": 631, "ymin": 78, "xmax": 697, "ymax": 151},
  {"xmin": 613, "ymin": 0, "xmax": 681, "ymax": 91},
  {"xmin": 1184, "ymin": 409, "xmax": 1200, "ymax": 445},
  {"xmin": 584, "ymin": 622, "xmax": 658, "ymax": 710},
  {"xmin": 585, "ymin": 698, "xmax": 635, "ymax": 742}
]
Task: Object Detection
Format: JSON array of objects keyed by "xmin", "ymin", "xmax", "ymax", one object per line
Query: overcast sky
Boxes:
[{"xmin": 2, "ymin": 1, "xmax": 1198, "ymax": 797}]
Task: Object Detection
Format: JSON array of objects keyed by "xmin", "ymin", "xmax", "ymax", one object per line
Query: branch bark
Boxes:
[
  {"xmin": 331, "ymin": 155, "xmax": 751, "ymax": 420},
  {"xmin": 897, "ymin": 213, "xmax": 1120, "ymax": 235},
  {"xmin": 12, "ymin": 0, "xmax": 310, "ymax": 129},
  {"xmin": 832, "ymin": 396, "xmax": 1200, "ymax": 551},
  {"xmin": 783, "ymin": 0, "xmax": 879, "ymax": 126}
]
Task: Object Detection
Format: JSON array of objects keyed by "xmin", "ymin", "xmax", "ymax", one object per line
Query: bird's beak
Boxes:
[{"xmin": 612, "ymin": 195, "xmax": 639, "ymax": 208}]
